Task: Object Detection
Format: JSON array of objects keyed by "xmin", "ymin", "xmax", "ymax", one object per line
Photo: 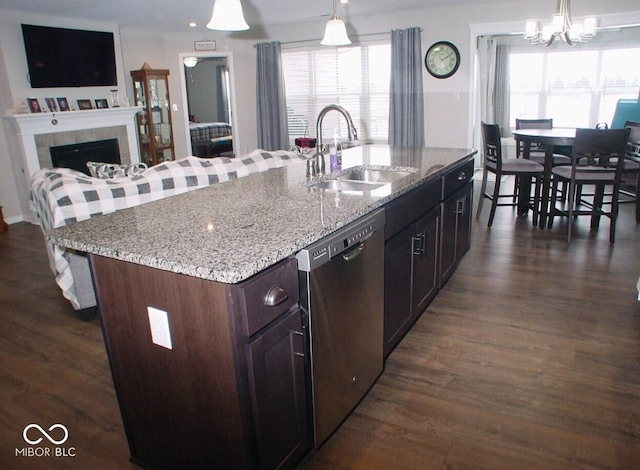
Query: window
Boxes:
[
  {"xmin": 281, "ymin": 43, "xmax": 391, "ymax": 145},
  {"xmin": 509, "ymin": 47, "xmax": 640, "ymax": 128}
]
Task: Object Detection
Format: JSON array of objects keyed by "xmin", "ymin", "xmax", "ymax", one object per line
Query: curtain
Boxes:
[
  {"xmin": 494, "ymin": 45, "xmax": 511, "ymax": 137},
  {"xmin": 388, "ymin": 27, "xmax": 424, "ymax": 146},
  {"xmin": 478, "ymin": 37, "xmax": 510, "ymax": 135},
  {"xmin": 256, "ymin": 41, "xmax": 289, "ymax": 150},
  {"xmin": 478, "ymin": 36, "xmax": 497, "ymax": 127},
  {"xmin": 215, "ymin": 64, "xmax": 229, "ymax": 123}
]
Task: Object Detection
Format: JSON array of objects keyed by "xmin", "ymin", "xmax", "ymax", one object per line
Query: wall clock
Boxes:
[{"xmin": 425, "ymin": 41, "xmax": 460, "ymax": 79}]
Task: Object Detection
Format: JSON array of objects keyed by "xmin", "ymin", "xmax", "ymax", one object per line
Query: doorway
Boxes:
[{"xmin": 179, "ymin": 52, "xmax": 239, "ymax": 158}]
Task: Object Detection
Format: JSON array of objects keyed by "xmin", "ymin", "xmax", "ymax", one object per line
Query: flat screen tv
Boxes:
[{"xmin": 21, "ymin": 24, "xmax": 117, "ymax": 88}]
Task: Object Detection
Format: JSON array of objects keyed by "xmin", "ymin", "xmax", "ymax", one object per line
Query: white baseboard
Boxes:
[{"xmin": 5, "ymin": 214, "xmax": 38, "ymax": 225}]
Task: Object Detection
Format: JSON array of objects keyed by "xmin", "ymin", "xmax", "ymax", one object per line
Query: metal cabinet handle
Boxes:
[
  {"xmin": 290, "ymin": 330, "xmax": 305, "ymax": 357},
  {"xmin": 412, "ymin": 232, "xmax": 426, "ymax": 256},
  {"xmin": 264, "ymin": 286, "xmax": 288, "ymax": 307},
  {"xmin": 457, "ymin": 171, "xmax": 467, "ymax": 181},
  {"xmin": 456, "ymin": 196, "xmax": 466, "ymax": 215}
]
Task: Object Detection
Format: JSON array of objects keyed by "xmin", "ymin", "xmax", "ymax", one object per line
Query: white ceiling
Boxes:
[{"xmin": 0, "ymin": 0, "xmax": 504, "ymax": 32}]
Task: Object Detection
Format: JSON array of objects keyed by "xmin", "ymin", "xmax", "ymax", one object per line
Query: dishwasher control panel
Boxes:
[{"xmin": 296, "ymin": 208, "xmax": 385, "ymax": 272}]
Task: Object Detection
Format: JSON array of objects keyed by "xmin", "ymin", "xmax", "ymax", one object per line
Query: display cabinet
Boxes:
[{"xmin": 131, "ymin": 65, "xmax": 174, "ymax": 166}]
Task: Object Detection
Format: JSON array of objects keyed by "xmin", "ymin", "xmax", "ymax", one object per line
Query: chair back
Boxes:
[
  {"xmin": 515, "ymin": 118, "xmax": 553, "ymax": 130},
  {"xmin": 625, "ymin": 121, "xmax": 640, "ymax": 160},
  {"xmin": 515, "ymin": 118, "xmax": 553, "ymax": 157},
  {"xmin": 481, "ymin": 122, "xmax": 503, "ymax": 169},
  {"xmin": 571, "ymin": 128, "xmax": 631, "ymax": 180}
]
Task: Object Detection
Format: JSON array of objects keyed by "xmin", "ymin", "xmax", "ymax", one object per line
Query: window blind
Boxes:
[{"xmin": 282, "ymin": 43, "xmax": 391, "ymax": 145}]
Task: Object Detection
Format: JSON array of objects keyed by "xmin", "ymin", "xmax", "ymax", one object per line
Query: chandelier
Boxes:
[{"xmin": 524, "ymin": 0, "xmax": 597, "ymax": 46}]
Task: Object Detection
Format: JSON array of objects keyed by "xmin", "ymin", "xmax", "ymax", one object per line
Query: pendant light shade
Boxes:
[
  {"xmin": 321, "ymin": 0, "xmax": 351, "ymax": 46},
  {"xmin": 183, "ymin": 57, "xmax": 198, "ymax": 68},
  {"xmin": 321, "ymin": 18, "xmax": 351, "ymax": 46},
  {"xmin": 206, "ymin": 0, "xmax": 249, "ymax": 31}
]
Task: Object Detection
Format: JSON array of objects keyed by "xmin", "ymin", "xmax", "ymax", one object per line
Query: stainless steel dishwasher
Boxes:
[{"xmin": 296, "ymin": 208, "xmax": 385, "ymax": 448}]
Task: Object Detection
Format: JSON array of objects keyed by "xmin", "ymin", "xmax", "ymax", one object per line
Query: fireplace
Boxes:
[{"xmin": 50, "ymin": 138, "xmax": 121, "ymax": 176}]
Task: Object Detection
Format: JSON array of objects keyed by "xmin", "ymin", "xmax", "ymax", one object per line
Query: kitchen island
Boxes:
[{"xmin": 48, "ymin": 145, "xmax": 476, "ymax": 469}]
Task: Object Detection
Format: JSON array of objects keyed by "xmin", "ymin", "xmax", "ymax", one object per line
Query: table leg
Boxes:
[
  {"xmin": 519, "ymin": 142, "xmax": 536, "ymax": 223},
  {"xmin": 539, "ymin": 146, "xmax": 555, "ymax": 228}
]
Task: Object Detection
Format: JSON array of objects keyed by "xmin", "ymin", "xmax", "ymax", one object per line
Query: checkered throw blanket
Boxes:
[
  {"xmin": 189, "ymin": 122, "xmax": 232, "ymax": 142},
  {"xmin": 31, "ymin": 150, "xmax": 298, "ymax": 309}
]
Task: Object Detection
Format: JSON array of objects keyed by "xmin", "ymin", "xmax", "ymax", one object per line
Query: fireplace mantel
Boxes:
[
  {"xmin": 2, "ymin": 106, "xmax": 142, "ymax": 179},
  {"xmin": 4, "ymin": 106, "xmax": 141, "ymax": 136}
]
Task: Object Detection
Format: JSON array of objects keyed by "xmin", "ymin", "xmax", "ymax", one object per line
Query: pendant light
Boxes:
[
  {"xmin": 206, "ymin": 0, "xmax": 249, "ymax": 31},
  {"xmin": 183, "ymin": 57, "xmax": 198, "ymax": 68},
  {"xmin": 321, "ymin": 0, "xmax": 351, "ymax": 46}
]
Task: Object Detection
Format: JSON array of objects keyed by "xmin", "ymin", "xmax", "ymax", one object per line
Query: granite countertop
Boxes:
[{"xmin": 47, "ymin": 145, "xmax": 476, "ymax": 284}]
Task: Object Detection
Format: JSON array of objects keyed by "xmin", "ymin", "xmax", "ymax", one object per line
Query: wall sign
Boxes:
[{"xmin": 194, "ymin": 40, "xmax": 217, "ymax": 51}]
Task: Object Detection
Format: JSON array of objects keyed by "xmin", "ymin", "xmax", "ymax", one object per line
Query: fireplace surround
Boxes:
[{"xmin": 2, "ymin": 106, "xmax": 141, "ymax": 184}]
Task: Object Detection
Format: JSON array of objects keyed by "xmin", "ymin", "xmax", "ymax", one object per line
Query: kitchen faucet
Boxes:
[{"xmin": 310, "ymin": 104, "xmax": 359, "ymax": 175}]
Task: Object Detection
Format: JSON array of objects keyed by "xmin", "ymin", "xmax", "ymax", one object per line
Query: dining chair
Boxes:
[
  {"xmin": 477, "ymin": 122, "xmax": 544, "ymax": 227},
  {"xmin": 548, "ymin": 127, "xmax": 631, "ymax": 243},
  {"xmin": 619, "ymin": 120, "xmax": 640, "ymax": 224}
]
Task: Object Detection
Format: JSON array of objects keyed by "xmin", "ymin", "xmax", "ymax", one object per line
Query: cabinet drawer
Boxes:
[
  {"xmin": 237, "ymin": 258, "xmax": 300, "ymax": 337},
  {"xmin": 442, "ymin": 159, "xmax": 474, "ymax": 200},
  {"xmin": 385, "ymin": 178, "xmax": 441, "ymax": 240}
]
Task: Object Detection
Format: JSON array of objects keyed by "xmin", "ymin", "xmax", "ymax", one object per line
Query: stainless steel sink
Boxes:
[
  {"xmin": 304, "ymin": 166, "xmax": 417, "ymax": 192},
  {"xmin": 338, "ymin": 168, "xmax": 415, "ymax": 183},
  {"xmin": 311, "ymin": 179, "xmax": 386, "ymax": 192}
]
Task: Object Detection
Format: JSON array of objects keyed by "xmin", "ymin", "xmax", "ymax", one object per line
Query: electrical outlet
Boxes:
[{"xmin": 147, "ymin": 306, "xmax": 173, "ymax": 350}]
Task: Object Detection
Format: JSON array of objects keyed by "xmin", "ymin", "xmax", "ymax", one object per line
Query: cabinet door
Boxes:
[
  {"xmin": 440, "ymin": 182, "xmax": 472, "ymax": 287},
  {"xmin": 384, "ymin": 223, "xmax": 414, "ymax": 357},
  {"xmin": 246, "ymin": 308, "xmax": 310, "ymax": 470},
  {"xmin": 411, "ymin": 206, "xmax": 439, "ymax": 316},
  {"xmin": 455, "ymin": 182, "xmax": 473, "ymax": 262}
]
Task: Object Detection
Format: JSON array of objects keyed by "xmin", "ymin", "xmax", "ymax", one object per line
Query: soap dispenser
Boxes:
[{"xmin": 329, "ymin": 130, "xmax": 342, "ymax": 172}]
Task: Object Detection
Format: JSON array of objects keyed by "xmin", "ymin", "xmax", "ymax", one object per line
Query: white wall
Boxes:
[{"xmin": 1, "ymin": 0, "xmax": 639, "ymax": 223}]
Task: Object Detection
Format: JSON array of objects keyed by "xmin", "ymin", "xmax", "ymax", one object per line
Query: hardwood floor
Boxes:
[{"xmin": 1, "ymin": 181, "xmax": 639, "ymax": 469}]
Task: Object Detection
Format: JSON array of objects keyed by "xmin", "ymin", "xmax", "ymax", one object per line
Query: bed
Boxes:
[{"xmin": 190, "ymin": 122, "xmax": 233, "ymax": 157}]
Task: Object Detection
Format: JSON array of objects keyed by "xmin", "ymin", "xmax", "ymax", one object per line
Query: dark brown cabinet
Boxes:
[
  {"xmin": 234, "ymin": 259, "xmax": 310, "ymax": 470},
  {"xmin": 384, "ymin": 180, "xmax": 440, "ymax": 358},
  {"xmin": 439, "ymin": 160, "xmax": 473, "ymax": 287},
  {"xmin": 246, "ymin": 309, "xmax": 309, "ymax": 469},
  {"xmin": 89, "ymin": 255, "xmax": 309, "ymax": 470},
  {"xmin": 383, "ymin": 158, "xmax": 474, "ymax": 358}
]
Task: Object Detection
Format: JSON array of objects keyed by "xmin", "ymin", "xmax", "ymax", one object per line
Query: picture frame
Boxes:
[
  {"xmin": 44, "ymin": 97, "xmax": 58, "ymax": 112},
  {"xmin": 27, "ymin": 98, "xmax": 42, "ymax": 113},
  {"xmin": 95, "ymin": 99, "xmax": 109, "ymax": 109},
  {"xmin": 57, "ymin": 97, "xmax": 70, "ymax": 111},
  {"xmin": 77, "ymin": 99, "xmax": 93, "ymax": 110}
]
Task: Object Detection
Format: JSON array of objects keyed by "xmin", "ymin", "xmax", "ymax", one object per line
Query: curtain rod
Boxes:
[
  {"xmin": 254, "ymin": 31, "xmax": 392, "ymax": 48},
  {"xmin": 281, "ymin": 31, "xmax": 393, "ymax": 45},
  {"xmin": 255, "ymin": 27, "xmax": 423, "ymax": 48}
]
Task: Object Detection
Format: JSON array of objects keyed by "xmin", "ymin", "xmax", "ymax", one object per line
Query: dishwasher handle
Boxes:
[{"xmin": 342, "ymin": 241, "xmax": 366, "ymax": 262}]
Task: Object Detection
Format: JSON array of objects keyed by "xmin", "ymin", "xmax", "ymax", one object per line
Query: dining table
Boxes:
[{"xmin": 512, "ymin": 127, "xmax": 576, "ymax": 228}]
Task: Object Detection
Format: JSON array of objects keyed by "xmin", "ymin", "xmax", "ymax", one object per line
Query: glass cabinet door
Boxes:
[{"xmin": 131, "ymin": 67, "xmax": 174, "ymax": 167}]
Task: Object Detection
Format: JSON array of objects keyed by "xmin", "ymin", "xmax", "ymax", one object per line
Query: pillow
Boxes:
[{"xmin": 86, "ymin": 161, "xmax": 148, "ymax": 179}]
